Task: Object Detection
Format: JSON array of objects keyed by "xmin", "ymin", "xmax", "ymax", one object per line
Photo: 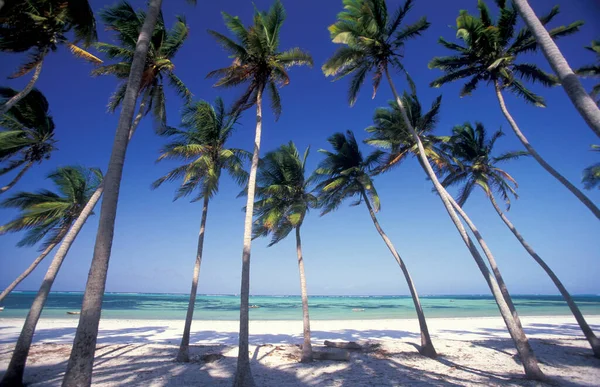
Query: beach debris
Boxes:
[
  {"xmin": 324, "ymin": 340, "xmax": 363, "ymax": 350},
  {"xmin": 249, "ymin": 305, "xmax": 260, "ymax": 309},
  {"xmin": 352, "ymin": 308, "xmax": 365, "ymax": 312},
  {"xmin": 313, "ymin": 349, "xmax": 350, "ymax": 361},
  {"xmin": 200, "ymin": 353, "xmax": 224, "ymax": 363},
  {"xmin": 66, "ymin": 311, "xmax": 80, "ymax": 315}
]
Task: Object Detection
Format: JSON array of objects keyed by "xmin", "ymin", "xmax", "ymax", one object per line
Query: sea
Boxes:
[{"xmin": 1, "ymin": 292, "xmax": 600, "ymax": 320}]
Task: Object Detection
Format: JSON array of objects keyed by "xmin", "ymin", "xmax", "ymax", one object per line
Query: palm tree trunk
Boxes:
[
  {"xmin": 0, "ymin": 224, "xmax": 69, "ymax": 304},
  {"xmin": 128, "ymin": 96, "xmax": 148, "ymax": 141},
  {"xmin": 385, "ymin": 68, "xmax": 544, "ymax": 380},
  {"xmin": 0, "ymin": 186, "xmax": 103, "ymax": 387},
  {"xmin": 0, "ymin": 60, "xmax": 44, "ymax": 116},
  {"xmin": 62, "ymin": 1, "xmax": 163, "ymax": 385},
  {"xmin": 494, "ymin": 81, "xmax": 600, "ymax": 219},
  {"xmin": 233, "ymin": 88, "xmax": 263, "ymax": 387},
  {"xmin": 295, "ymin": 224, "xmax": 313, "ymax": 362},
  {"xmin": 488, "ymin": 194, "xmax": 600, "ymax": 357},
  {"xmin": 177, "ymin": 195, "xmax": 210, "ymax": 362},
  {"xmin": 446, "ymin": 195, "xmax": 525, "ymax": 331},
  {"xmin": 0, "ymin": 161, "xmax": 33, "ymax": 195},
  {"xmin": 512, "ymin": 0, "xmax": 600, "ymax": 138},
  {"xmin": 361, "ymin": 190, "xmax": 437, "ymax": 358}
]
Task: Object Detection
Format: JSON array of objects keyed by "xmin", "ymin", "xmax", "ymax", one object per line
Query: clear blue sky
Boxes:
[{"xmin": 0, "ymin": 0, "xmax": 598, "ymax": 296}]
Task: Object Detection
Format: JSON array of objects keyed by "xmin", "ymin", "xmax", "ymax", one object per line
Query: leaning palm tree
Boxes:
[
  {"xmin": 512, "ymin": 0, "xmax": 600, "ymax": 137},
  {"xmin": 152, "ymin": 98, "xmax": 248, "ymax": 363},
  {"xmin": 0, "ymin": 88, "xmax": 56, "ymax": 194},
  {"xmin": 314, "ymin": 131, "xmax": 437, "ymax": 358},
  {"xmin": 0, "ymin": 0, "xmax": 101, "ymax": 114},
  {"xmin": 63, "ymin": 0, "xmax": 195, "ymax": 384},
  {"xmin": 583, "ymin": 145, "xmax": 600, "ymax": 190},
  {"xmin": 0, "ymin": 166, "xmax": 102, "ymax": 387},
  {"xmin": 323, "ymin": 0, "xmax": 543, "ymax": 378},
  {"xmin": 252, "ymin": 142, "xmax": 317, "ymax": 363},
  {"xmin": 429, "ymin": 1, "xmax": 599, "ymax": 220},
  {"xmin": 576, "ymin": 40, "xmax": 600, "ymax": 106},
  {"xmin": 440, "ymin": 122, "xmax": 600, "ymax": 358},
  {"xmin": 207, "ymin": 1, "xmax": 312, "ymax": 384}
]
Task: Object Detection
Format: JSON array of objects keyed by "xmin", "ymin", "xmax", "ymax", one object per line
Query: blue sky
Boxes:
[{"xmin": 0, "ymin": 0, "xmax": 598, "ymax": 296}]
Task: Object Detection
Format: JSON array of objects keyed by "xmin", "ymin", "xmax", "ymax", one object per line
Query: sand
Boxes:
[{"xmin": 1, "ymin": 315, "xmax": 599, "ymax": 386}]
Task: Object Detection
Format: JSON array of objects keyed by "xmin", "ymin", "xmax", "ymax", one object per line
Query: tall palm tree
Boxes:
[
  {"xmin": 152, "ymin": 98, "xmax": 248, "ymax": 362},
  {"xmin": 428, "ymin": 1, "xmax": 599, "ymax": 220},
  {"xmin": 0, "ymin": 0, "xmax": 101, "ymax": 114},
  {"xmin": 62, "ymin": 0, "xmax": 195, "ymax": 384},
  {"xmin": 512, "ymin": 0, "xmax": 600, "ymax": 137},
  {"xmin": 441, "ymin": 122, "xmax": 600, "ymax": 358},
  {"xmin": 314, "ymin": 131, "xmax": 437, "ymax": 358},
  {"xmin": 0, "ymin": 166, "xmax": 102, "ymax": 387},
  {"xmin": 323, "ymin": 0, "xmax": 543, "ymax": 378},
  {"xmin": 583, "ymin": 145, "xmax": 600, "ymax": 190},
  {"xmin": 576, "ymin": 40, "xmax": 600, "ymax": 106},
  {"xmin": 252, "ymin": 142, "xmax": 317, "ymax": 362},
  {"xmin": 207, "ymin": 1, "xmax": 312, "ymax": 384},
  {"xmin": 0, "ymin": 88, "xmax": 56, "ymax": 194},
  {"xmin": 93, "ymin": 1, "xmax": 192, "ymax": 135}
]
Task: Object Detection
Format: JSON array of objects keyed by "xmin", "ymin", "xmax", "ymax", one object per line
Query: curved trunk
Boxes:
[
  {"xmin": 385, "ymin": 68, "xmax": 544, "ymax": 380},
  {"xmin": 62, "ymin": 1, "xmax": 163, "ymax": 386},
  {"xmin": 295, "ymin": 225, "xmax": 313, "ymax": 362},
  {"xmin": 0, "ymin": 185, "xmax": 103, "ymax": 387},
  {"xmin": 233, "ymin": 87, "xmax": 263, "ymax": 387},
  {"xmin": 0, "ymin": 60, "xmax": 44, "ymax": 116},
  {"xmin": 0, "ymin": 161, "xmax": 33, "ymax": 195},
  {"xmin": 489, "ymin": 194, "xmax": 600, "ymax": 357},
  {"xmin": 494, "ymin": 81, "xmax": 600, "ymax": 219},
  {"xmin": 512, "ymin": 0, "xmax": 600, "ymax": 138},
  {"xmin": 446, "ymin": 195, "xmax": 525, "ymax": 330},
  {"xmin": 361, "ymin": 190, "xmax": 437, "ymax": 358},
  {"xmin": 177, "ymin": 195, "xmax": 210, "ymax": 362},
  {"xmin": 0, "ymin": 224, "xmax": 69, "ymax": 304}
]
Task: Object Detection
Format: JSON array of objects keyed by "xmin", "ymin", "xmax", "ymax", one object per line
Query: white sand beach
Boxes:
[{"xmin": 1, "ymin": 315, "xmax": 599, "ymax": 386}]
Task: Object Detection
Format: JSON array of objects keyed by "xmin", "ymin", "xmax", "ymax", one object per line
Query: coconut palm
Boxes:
[
  {"xmin": 314, "ymin": 131, "xmax": 437, "ymax": 358},
  {"xmin": 429, "ymin": 1, "xmax": 599, "ymax": 219},
  {"xmin": 93, "ymin": 1, "xmax": 192, "ymax": 134},
  {"xmin": 0, "ymin": 0, "xmax": 101, "ymax": 114},
  {"xmin": 252, "ymin": 142, "xmax": 317, "ymax": 362},
  {"xmin": 441, "ymin": 122, "xmax": 600, "ymax": 358},
  {"xmin": 576, "ymin": 40, "xmax": 600, "ymax": 106},
  {"xmin": 207, "ymin": 1, "xmax": 312, "ymax": 384},
  {"xmin": 0, "ymin": 88, "xmax": 56, "ymax": 194},
  {"xmin": 63, "ymin": 0, "xmax": 195, "ymax": 384},
  {"xmin": 512, "ymin": 0, "xmax": 600, "ymax": 137},
  {"xmin": 152, "ymin": 98, "xmax": 248, "ymax": 362},
  {"xmin": 583, "ymin": 145, "xmax": 600, "ymax": 190},
  {"xmin": 323, "ymin": 0, "xmax": 543, "ymax": 378},
  {"xmin": 0, "ymin": 166, "xmax": 102, "ymax": 387}
]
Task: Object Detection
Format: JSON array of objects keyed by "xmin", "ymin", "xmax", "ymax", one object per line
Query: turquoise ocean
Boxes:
[{"xmin": 1, "ymin": 292, "xmax": 600, "ymax": 320}]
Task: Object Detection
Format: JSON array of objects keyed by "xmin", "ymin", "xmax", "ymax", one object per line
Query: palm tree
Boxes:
[
  {"xmin": 512, "ymin": 0, "xmax": 600, "ymax": 137},
  {"xmin": 93, "ymin": 1, "xmax": 192, "ymax": 135},
  {"xmin": 583, "ymin": 145, "xmax": 600, "ymax": 190},
  {"xmin": 0, "ymin": 88, "xmax": 56, "ymax": 194},
  {"xmin": 323, "ymin": 0, "xmax": 543, "ymax": 378},
  {"xmin": 62, "ymin": 0, "xmax": 195, "ymax": 384},
  {"xmin": 576, "ymin": 40, "xmax": 600, "ymax": 106},
  {"xmin": 429, "ymin": 1, "xmax": 599, "ymax": 220},
  {"xmin": 0, "ymin": 0, "xmax": 101, "ymax": 114},
  {"xmin": 152, "ymin": 98, "xmax": 248, "ymax": 362},
  {"xmin": 314, "ymin": 131, "xmax": 437, "ymax": 358},
  {"xmin": 0, "ymin": 166, "xmax": 102, "ymax": 387},
  {"xmin": 441, "ymin": 122, "xmax": 600, "ymax": 358},
  {"xmin": 252, "ymin": 142, "xmax": 317, "ymax": 362},
  {"xmin": 207, "ymin": 1, "xmax": 312, "ymax": 384}
]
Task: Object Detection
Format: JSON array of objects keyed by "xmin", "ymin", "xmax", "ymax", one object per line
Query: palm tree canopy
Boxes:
[
  {"xmin": 0, "ymin": 166, "xmax": 102, "ymax": 249},
  {"xmin": 314, "ymin": 131, "xmax": 383, "ymax": 215},
  {"xmin": 252, "ymin": 142, "xmax": 317, "ymax": 246},
  {"xmin": 429, "ymin": 0, "xmax": 582, "ymax": 107},
  {"xmin": 576, "ymin": 40, "xmax": 600, "ymax": 104},
  {"xmin": 0, "ymin": 88, "xmax": 57, "ymax": 175},
  {"xmin": 207, "ymin": 0, "xmax": 313, "ymax": 118},
  {"xmin": 0, "ymin": 0, "xmax": 101, "ymax": 78},
  {"xmin": 93, "ymin": 1, "xmax": 192, "ymax": 128},
  {"xmin": 322, "ymin": 0, "xmax": 430, "ymax": 105},
  {"xmin": 439, "ymin": 122, "xmax": 528, "ymax": 209},
  {"xmin": 365, "ymin": 91, "xmax": 448, "ymax": 172},
  {"xmin": 582, "ymin": 145, "xmax": 600, "ymax": 190},
  {"xmin": 152, "ymin": 97, "xmax": 250, "ymax": 201}
]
